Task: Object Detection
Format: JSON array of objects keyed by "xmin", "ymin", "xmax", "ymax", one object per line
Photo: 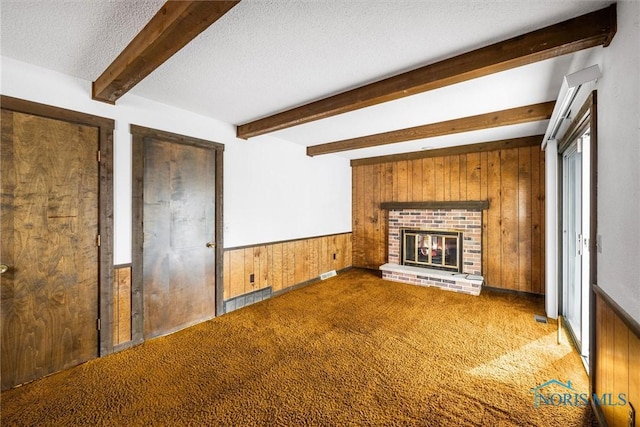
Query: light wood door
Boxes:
[
  {"xmin": 1, "ymin": 110, "xmax": 99, "ymax": 390},
  {"xmin": 142, "ymin": 137, "xmax": 217, "ymax": 338}
]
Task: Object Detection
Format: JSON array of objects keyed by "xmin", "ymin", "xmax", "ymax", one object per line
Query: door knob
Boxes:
[
  {"xmin": 0, "ymin": 264, "xmax": 8, "ymax": 274},
  {"xmin": 206, "ymin": 242, "xmax": 216, "ymax": 249}
]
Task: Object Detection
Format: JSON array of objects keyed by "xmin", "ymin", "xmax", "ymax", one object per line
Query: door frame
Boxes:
[
  {"xmin": 130, "ymin": 125, "xmax": 224, "ymax": 345},
  {"xmin": 561, "ymin": 139, "xmax": 585, "ymax": 352},
  {"xmin": 0, "ymin": 95, "xmax": 115, "ymax": 357},
  {"xmin": 557, "ymin": 91, "xmax": 598, "ymax": 386}
]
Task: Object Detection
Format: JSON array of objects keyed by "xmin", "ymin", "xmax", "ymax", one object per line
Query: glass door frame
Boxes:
[{"xmin": 557, "ymin": 91, "xmax": 598, "ymax": 376}]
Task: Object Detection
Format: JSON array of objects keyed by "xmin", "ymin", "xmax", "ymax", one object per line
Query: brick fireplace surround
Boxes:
[{"xmin": 379, "ymin": 202, "xmax": 487, "ymax": 296}]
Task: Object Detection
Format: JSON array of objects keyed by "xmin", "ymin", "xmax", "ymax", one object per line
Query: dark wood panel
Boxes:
[
  {"xmin": 352, "ymin": 144, "xmax": 545, "ymax": 293},
  {"xmin": 380, "ymin": 201, "xmax": 489, "ymax": 210},
  {"xmin": 131, "ymin": 125, "xmax": 223, "ymax": 339},
  {"xmin": 142, "ymin": 139, "xmax": 216, "ymax": 338},
  {"xmin": 1, "ymin": 110, "xmax": 99, "ymax": 390},
  {"xmin": 1, "ymin": 95, "xmax": 115, "ymax": 362}
]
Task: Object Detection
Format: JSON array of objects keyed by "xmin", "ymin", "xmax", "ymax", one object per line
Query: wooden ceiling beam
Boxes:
[
  {"xmin": 237, "ymin": 4, "xmax": 616, "ymax": 139},
  {"xmin": 350, "ymin": 135, "xmax": 543, "ymax": 167},
  {"xmin": 307, "ymin": 101, "xmax": 554, "ymax": 157},
  {"xmin": 93, "ymin": 1, "xmax": 240, "ymax": 104}
]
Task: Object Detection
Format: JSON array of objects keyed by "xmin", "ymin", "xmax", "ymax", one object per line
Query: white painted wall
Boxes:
[
  {"xmin": 0, "ymin": 57, "xmax": 352, "ymax": 265},
  {"xmin": 596, "ymin": 0, "xmax": 640, "ymax": 323}
]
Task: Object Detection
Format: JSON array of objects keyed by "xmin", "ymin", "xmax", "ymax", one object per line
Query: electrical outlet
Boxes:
[
  {"xmin": 629, "ymin": 402, "xmax": 635, "ymax": 427},
  {"xmin": 249, "ymin": 273, "xmax": 255, "ymax": 284}
]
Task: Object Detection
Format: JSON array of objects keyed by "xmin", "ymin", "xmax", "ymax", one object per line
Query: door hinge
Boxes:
[
  {"xmin": 97, "ymin": 150, "xmax": 101, "ymax": 163},
  {"xmin": 96, "ymin": 234, "xmax": 101, "ymax": 247},
  {"xmin": 97, "ymin": 318, "xmax": 101, "ymax": 331}
]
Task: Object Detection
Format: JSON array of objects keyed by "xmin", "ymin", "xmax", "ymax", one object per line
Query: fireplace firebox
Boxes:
[{"xmin": 401, "ymin": 229, "xmax": 463, "ymax": 273}]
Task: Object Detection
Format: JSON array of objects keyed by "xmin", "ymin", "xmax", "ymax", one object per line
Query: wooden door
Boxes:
[
  {"xmin": 1, "ymin": 110, "xmax": 99, "ymax": 390},
  {"xmin": 141, "ymin": 136, "xmax": 217, "ymax": 338}
]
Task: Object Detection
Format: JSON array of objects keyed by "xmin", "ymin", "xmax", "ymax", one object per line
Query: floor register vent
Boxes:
[
  {"xmin": 534, "ymin": 314, "xmax": 548, "ymax": 324},
  {"xmin": 320, "ymin": 270, "xmax": 337, "ymax": 280}
]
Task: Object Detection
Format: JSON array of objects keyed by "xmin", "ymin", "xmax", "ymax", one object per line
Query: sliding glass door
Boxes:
[{"xmin": 562, "ymin": 129, "xmax": 591, "ymax": 367}]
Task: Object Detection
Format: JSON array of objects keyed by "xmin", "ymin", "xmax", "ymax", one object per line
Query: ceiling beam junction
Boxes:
[
  {"xmin": 308, "ymin": 102, "xmax": 554, "ymax": 157},
  {"xmin": 236, "ymin": 4, "xmax": 616, "ymax": 139},
  {"xmin": 93, "ymin": 1, "xmax": 240, "ymax": 104},
  {"xmin": 349, "ymin": 135, "xmax": 543, "ymax": 167}
]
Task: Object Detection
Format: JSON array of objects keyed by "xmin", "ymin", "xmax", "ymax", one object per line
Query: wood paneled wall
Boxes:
[
  {"xmin": 352, "ymin": 146, "xmax": 545, "ymax": 293},
  {"xmin": 594, "ymin": 288, "xmax": 640, "ymax": 427},
  {"xmin": 112, "ymin": 266, "xmax": 132, "ymax": 346},
  {"xmin": 223, "ymin": 233, "xmax": 352, "ymax": 300}
]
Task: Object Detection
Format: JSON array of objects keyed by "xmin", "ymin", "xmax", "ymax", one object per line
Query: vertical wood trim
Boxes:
[
  {"xmin": 98, "ymin": 124, "xmax": 115, "ymax": 355},
  {"xmin": 215, "ymin": 149, "xmax": 224, "ymax": 316},
  {"xmin": 130, "ymin": 134, "xmax": 144, "ymax": 346}
]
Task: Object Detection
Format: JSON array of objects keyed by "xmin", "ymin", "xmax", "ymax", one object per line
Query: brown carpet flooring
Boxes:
[{"xmin": 1, "ymin": 269, "xmax": 596, "ymax": 426}]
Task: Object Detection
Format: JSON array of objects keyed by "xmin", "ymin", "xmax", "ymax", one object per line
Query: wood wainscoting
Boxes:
[
  {"xmin": 351, "ymin": 140, "xmax": 545, "ymax": 294},
  {"xmin": 223, "ymin": 233, "xmax": 352, "ymax": 300},
  {"xmin": 113, "ymin": 265, "xmax": 132, "ymax": 348},
  {"xmin": 111, "ymin": 234, "xmax": 351, "ymax": 348},
  {"xmin": 593, "ymin": 286, "xmax": 640, "ymax": 427}
]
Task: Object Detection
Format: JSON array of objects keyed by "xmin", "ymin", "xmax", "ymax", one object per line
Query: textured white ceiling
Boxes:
[
  {"xmin": 1, "ymin": 0, "xmax": 165, "ymax": 81},
  {"xmin": 0, "ymin": 0, "xmax": 611, "ymax": 159}
]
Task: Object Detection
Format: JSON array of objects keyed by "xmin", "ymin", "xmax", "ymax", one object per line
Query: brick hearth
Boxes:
[{"xmin": 380, "ymin": 207, "xmax": 485, "ymax": 296}]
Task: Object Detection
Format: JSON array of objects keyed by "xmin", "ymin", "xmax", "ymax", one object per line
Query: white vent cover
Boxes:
[{"xmin": 320, "ymin": 270, "xmax": 337, "ymax": 280}]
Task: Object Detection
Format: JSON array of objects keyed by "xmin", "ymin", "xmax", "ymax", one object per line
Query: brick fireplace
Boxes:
[{"xmin": 380, "ymin": 201, "xmax": 487, "ymax": 296}]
